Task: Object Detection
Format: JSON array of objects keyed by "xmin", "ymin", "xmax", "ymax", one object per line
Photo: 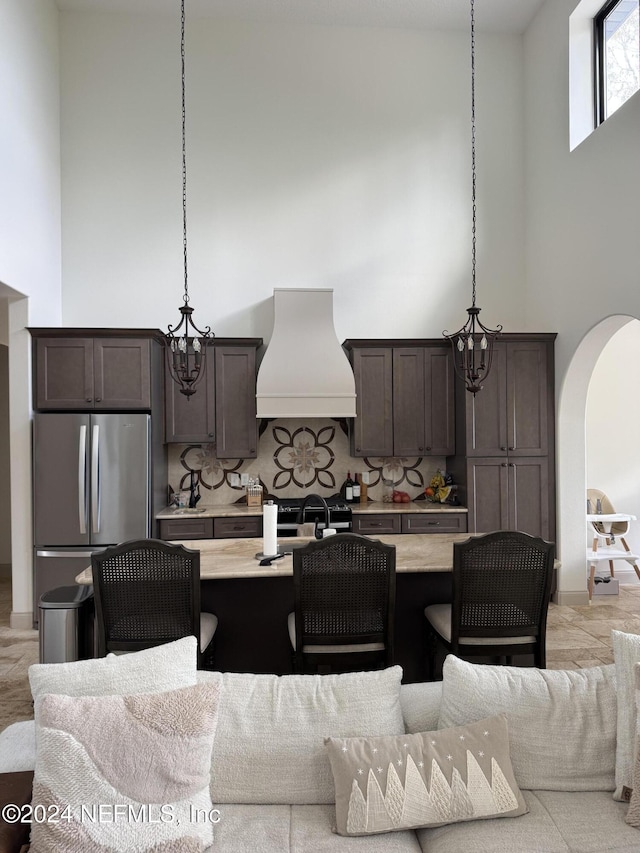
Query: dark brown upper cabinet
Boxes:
[
  {"xmin": 348, "ymin": 347, "xmax": 394, "ymax": 457},
  {"xmin": 164, "ymin": 353, "xmax": 216, "ymax": 444},
  {"xmin": 32, "ymin": 333, "xmax": 153, "ymax": 410},
  {"xmin": 164, "ymin": 339, "xmax": 262, "ymax": 459},
  {"xmin": 344, "ymin": 341, "xmax": 455, "ymax": 458},
  {"xmin": 463, "ymin": 338, "xmax": 551, "ymax": 457},
  {"xmin": 215, "ymin": 345, "xmax": 258, "ymax": 459}
]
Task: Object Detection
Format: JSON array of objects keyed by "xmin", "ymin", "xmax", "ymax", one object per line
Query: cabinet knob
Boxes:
[
  {"xmin": 502, "ymin": 462, "xmax": 508, "ymax": 467},
  {"xmin": 250, "ymin": 449, "xmax": 255, "ymax": 454},
  {"xmin": 508, "ymin": 446, "xmax": 516, "ymax": 451},
  {"xmin": 208, "ymin": 433, "xmax": 214, "ymax": 437},
  {"xmin": 500, "ymin": 446, "xmax": 507, "ymax": 451},
  {"xmin": 86, "ymin": 398, "xmax": 92, "ymax": 403},
  {"xmin": 355, "ymin": 447, "xmax": 361, "ymax": 453},
  {"xmin": 426, "ymin": 446, "xmax": 431, "ymax": 451},
  {"xmin": 371, "ymin": 522, "xmax": 382, "ymax": 527},
  {"xmin": 509, "ymin": 462, "xmax": 515, "ymax": 467},
  {"xmin": 95, "ymin": 397, "xmax": 102, "ymax": 403},
  {"xmin": 418, "ymin": 447, "xmax": 423, "ymax": 451}
]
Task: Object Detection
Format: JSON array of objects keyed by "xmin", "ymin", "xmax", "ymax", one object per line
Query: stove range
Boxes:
[{"xmin": 275, "ymin": 496, "xmax": 353, "ymax": 536}]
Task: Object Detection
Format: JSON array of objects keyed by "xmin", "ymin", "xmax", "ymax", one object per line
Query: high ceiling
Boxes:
[{"xmin": 55, "ymin": 0, "xmax": 547, "ymax": 35}]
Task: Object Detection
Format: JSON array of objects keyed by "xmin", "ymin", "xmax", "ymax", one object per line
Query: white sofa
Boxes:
[{"xmin": 1, "ymin": 654, "xmax": 639, "ymax": 853}]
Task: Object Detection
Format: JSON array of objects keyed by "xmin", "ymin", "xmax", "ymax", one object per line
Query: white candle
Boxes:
[{"xmin": 263, "ymin": 501, "xmax": 278, "ymax": 557}]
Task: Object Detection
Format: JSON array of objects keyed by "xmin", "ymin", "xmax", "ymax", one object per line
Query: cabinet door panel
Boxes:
[
  {"xmin": 159, "ymin": 518, "xmax": 214, "ymax": 540},
  {"xmin": 464, "ymin": 344, "xmax": 507, "ymax": 456},
  {"xmin": 424, "ymin": 347, "xmax": 455, "ymax": 455},
  {"xmin": 352, "ymin": 514, "xmax": 401, "ymax": 535},
  {"xmin": 94, "ymin": 339, "xmax": 151, "ymax": 409},
  {"xmin": 393, "ymin": 348, "xmax": 426, "ymax": 456},
  {"xmin": 164, "ymin": 353, "xmax": 215, "ymax": 443},
  {"xmin": 509, "ymin": 458, "xmax": 550, "ymax": 540},
  {"xmin": 215, "ymin": 347, "xmax": 258, "ymax": 458},
  {"xmin": 401, "ymin": 512, "xmax": 467, "ymax": 534},
  {"xmin": 507, "ymin": 342, "xmax": 548, "ymax": 456},
  {"xmin": 35, "ymin": 338, "xmax": 94, "ymax": 409},
  {"xmin": 466, "ymin": 458, "xmax": 509, "ymax": 534},
  {"xmin": 213, "ymin": 517, "xmax": 263, "ymax": 538},
  {"xmin": 350, "ymin": 348, "xmax": 393, "ymax": 457}
]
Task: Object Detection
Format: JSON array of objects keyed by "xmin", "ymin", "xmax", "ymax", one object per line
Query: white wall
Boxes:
[
  {"xmin": 0, "ymin": 0, "xmax": 61, "ymax": 321},
  {"xmin": 524, "ymin": 0, "xmax": 640, "ymax": 601},
  {"xmin": 0, "ymin": 345, "xmax": 10, "ymax": 569},
  {"xmin": 587, "ymin": 320, "xmax": 640, "ymax": 560},
  {"xmin": 0, "ymin": 0, "xmax": 61, "ymax": 622},
  {"xmin": 59, "ymin": 13, "xmax": 526, "ymax": 342}
]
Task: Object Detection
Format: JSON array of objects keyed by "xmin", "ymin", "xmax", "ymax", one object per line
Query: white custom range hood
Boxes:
[{"xmin": 256, "ymin": 288, "xmax": 357, "ymax": 419}]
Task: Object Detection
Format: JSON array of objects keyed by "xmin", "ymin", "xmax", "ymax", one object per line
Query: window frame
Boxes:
[{"xmin": 594, "ymin": 0, "xmax": 640, "ymax": 126}]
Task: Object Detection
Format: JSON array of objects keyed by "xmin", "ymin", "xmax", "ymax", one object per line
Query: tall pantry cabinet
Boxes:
[{"xmin": 446, "ymin": 334, "xmax": 556, "ymax": 542}]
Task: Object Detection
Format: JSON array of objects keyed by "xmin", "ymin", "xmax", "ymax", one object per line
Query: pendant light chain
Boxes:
[
  {"xmin": 470, "ymin": 0, "xmax": 477, "ymax": 310},
  {"xmin": 181, "ymin": 0, "xmax": 189, "ymax": 306},
  {"xmin": 442, "ymin": 0, "xmax": 501, "ymax": 394},
  {"xmin": 163, "ymin": 0, "xmax": 213, "ymax": 397}
]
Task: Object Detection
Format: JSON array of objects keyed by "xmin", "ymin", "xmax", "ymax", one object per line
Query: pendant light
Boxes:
[
  {"xmin": 164, "ymin": 0, "xmax": 213, "ymax": 397},
  {"xmin": 443, "ymin": 0, "xmax": 501, "ymax": 395}
]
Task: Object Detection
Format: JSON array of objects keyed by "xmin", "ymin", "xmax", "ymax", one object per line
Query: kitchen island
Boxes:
[{"xmin": 76, "ymin": 533, "xmax": 552, "ymax": 682}]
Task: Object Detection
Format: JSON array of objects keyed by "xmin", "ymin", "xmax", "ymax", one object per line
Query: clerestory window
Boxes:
[{"xmin": 594, "ymin": 0, "xmax": 640, "ymax": 124}]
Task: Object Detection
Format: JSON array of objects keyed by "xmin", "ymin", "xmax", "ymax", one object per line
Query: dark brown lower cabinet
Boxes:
[
  {"xmin": 158, "ymin": 518, "xmax": 214, "ymax": 540},
  {"xmin": 352, "ymin": 514, "xmax": 402, "ymax": 535},
  {"xmin": 464, "ymin": 457, "xmax": 553, "ymax": 541}
]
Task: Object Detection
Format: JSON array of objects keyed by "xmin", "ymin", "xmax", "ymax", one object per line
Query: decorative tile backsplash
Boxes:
[{"xmin": 167, "ymin": 419, "xmax": 447, "ymax": 506}]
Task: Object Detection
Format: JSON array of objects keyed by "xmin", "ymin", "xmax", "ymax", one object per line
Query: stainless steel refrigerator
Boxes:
[{"xmin": 33, "ymin": 412, "xmax": 152, "ymax": 622}]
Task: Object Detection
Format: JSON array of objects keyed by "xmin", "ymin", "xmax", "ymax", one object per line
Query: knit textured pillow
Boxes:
[
  {"xmin": 325, "ymin": 714, "xmax": 527, "ymax": 836},
  {"xmin": 30, "ymin": 680, "xmax": 221, "ymax": 853}
]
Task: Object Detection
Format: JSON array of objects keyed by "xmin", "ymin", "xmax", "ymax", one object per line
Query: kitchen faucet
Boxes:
[
  {"xmin": 188, "ymin": 470, "xmax": 201, "ymax": 509},
  {"xmin": 296, "ymin": 494, "xmax": 331, "ymax": 539}
]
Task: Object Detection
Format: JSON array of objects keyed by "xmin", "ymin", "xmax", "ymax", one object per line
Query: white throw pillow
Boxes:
[
  {"xmin": 438, "ymin": 655, "xmax": 616, "ymax": 792},
  {"xmin": 612, "ymin": 629, "xmax": 640, "ymax": 800},
  {"xmin": 30, "ymin": 682, "xmax": 221, "ymax": 852},
  {"xmin": 206, "ymin": 666, "xmax": 405, "ymax": 805},
  {"xmin": 28, "ymin": 636, "xmax": 198, "ymax": 702}
]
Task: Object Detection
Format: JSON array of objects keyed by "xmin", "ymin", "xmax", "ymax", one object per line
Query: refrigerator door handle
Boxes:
[
  {"xmin": 78, "ymin": 424, "xmax": 88, "ymax": 535},
  {"xmin": 91, "ymin": 424, "xmax": 100, "ymax": 534}
]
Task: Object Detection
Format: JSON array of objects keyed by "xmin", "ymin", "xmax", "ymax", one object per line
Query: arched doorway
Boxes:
[{"xmin": 556, "ymin": 315, "xmax": 638, "ymax": 605}]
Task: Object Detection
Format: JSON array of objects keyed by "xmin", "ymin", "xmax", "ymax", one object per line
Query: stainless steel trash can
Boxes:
[{"xmin": 38, "ymin": 585, "xmax": 94, "ymax": 664}]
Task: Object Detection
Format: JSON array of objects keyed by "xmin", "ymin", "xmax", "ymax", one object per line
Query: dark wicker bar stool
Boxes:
[
  {"xmin": 288, "ymin": 532, "xmax": 396, "ymax": 675},
  {"xmin": 91, "ymin": 538, "xmax": 217, "ymax": 668},
  {"xmin": 424, "ymin": 530, "xmax": 555, "ymax": 677}
]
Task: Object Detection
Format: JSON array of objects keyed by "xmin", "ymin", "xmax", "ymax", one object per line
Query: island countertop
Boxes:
[
  {"xmin": 75, "ymin": 532, "xmax": 472, "ymax": 584},
  {"xmin": 155, "ymin": 501, "xmax": 467, "ymax": 520}
]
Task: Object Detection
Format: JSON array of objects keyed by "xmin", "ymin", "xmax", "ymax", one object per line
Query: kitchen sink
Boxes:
[{"xmin": 173, "ymin": 508, "xmax": 206, "ymax": 514}]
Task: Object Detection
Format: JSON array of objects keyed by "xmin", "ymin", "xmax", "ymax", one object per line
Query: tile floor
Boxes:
[{"xmin": 0, "ymin": 577, "xmax": 639, "ymax": 731}]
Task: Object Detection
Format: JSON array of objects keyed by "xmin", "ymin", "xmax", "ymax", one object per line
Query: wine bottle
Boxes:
[
  {"xmin": 352, "ymin": 474, "xmax": 361, "ymax": 502},
  {"xmin": 345, "ymin": 471, "xmax": 354, "ymax": 503}
]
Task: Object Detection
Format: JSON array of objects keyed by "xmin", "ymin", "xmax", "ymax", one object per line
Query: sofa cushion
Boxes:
[
  {"xmin": 325, "ymin": 714, "xmax": 526, "ymax": 836},
  {"xmin": 534, "ymin": 790, "xmax": 639, "ymax": 853},
  {"xmin": 30, "ymin": 681, "xmax": 221, "ymax": 853},
  {"xmin": 612, "ymin": 629, "xmax": 640, "ymax": 800},
  {"xmin": 416, "ymin": 790, "xmax": 570, "ymax": 853},
  {"xmin": 205, "ymin": 667, "xmax": 404, "ymax": 805},
  {"xmin": 28, "ymin": 636, "xmax": 198, "ymax": 702},
  {"xmin": 438, "ymin": 655, "xmax": 616, "ymax": 791},
  {"xmin": 400, "ymin": 682, "xmax": 443, "ymax": 735},
  {"xmin": 0, "ymin": 721, "xmax": 36, "ymax": 773},
  {"xmin": 209, "ymin": 804, "xmax": 422, "ymax": 852}
]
